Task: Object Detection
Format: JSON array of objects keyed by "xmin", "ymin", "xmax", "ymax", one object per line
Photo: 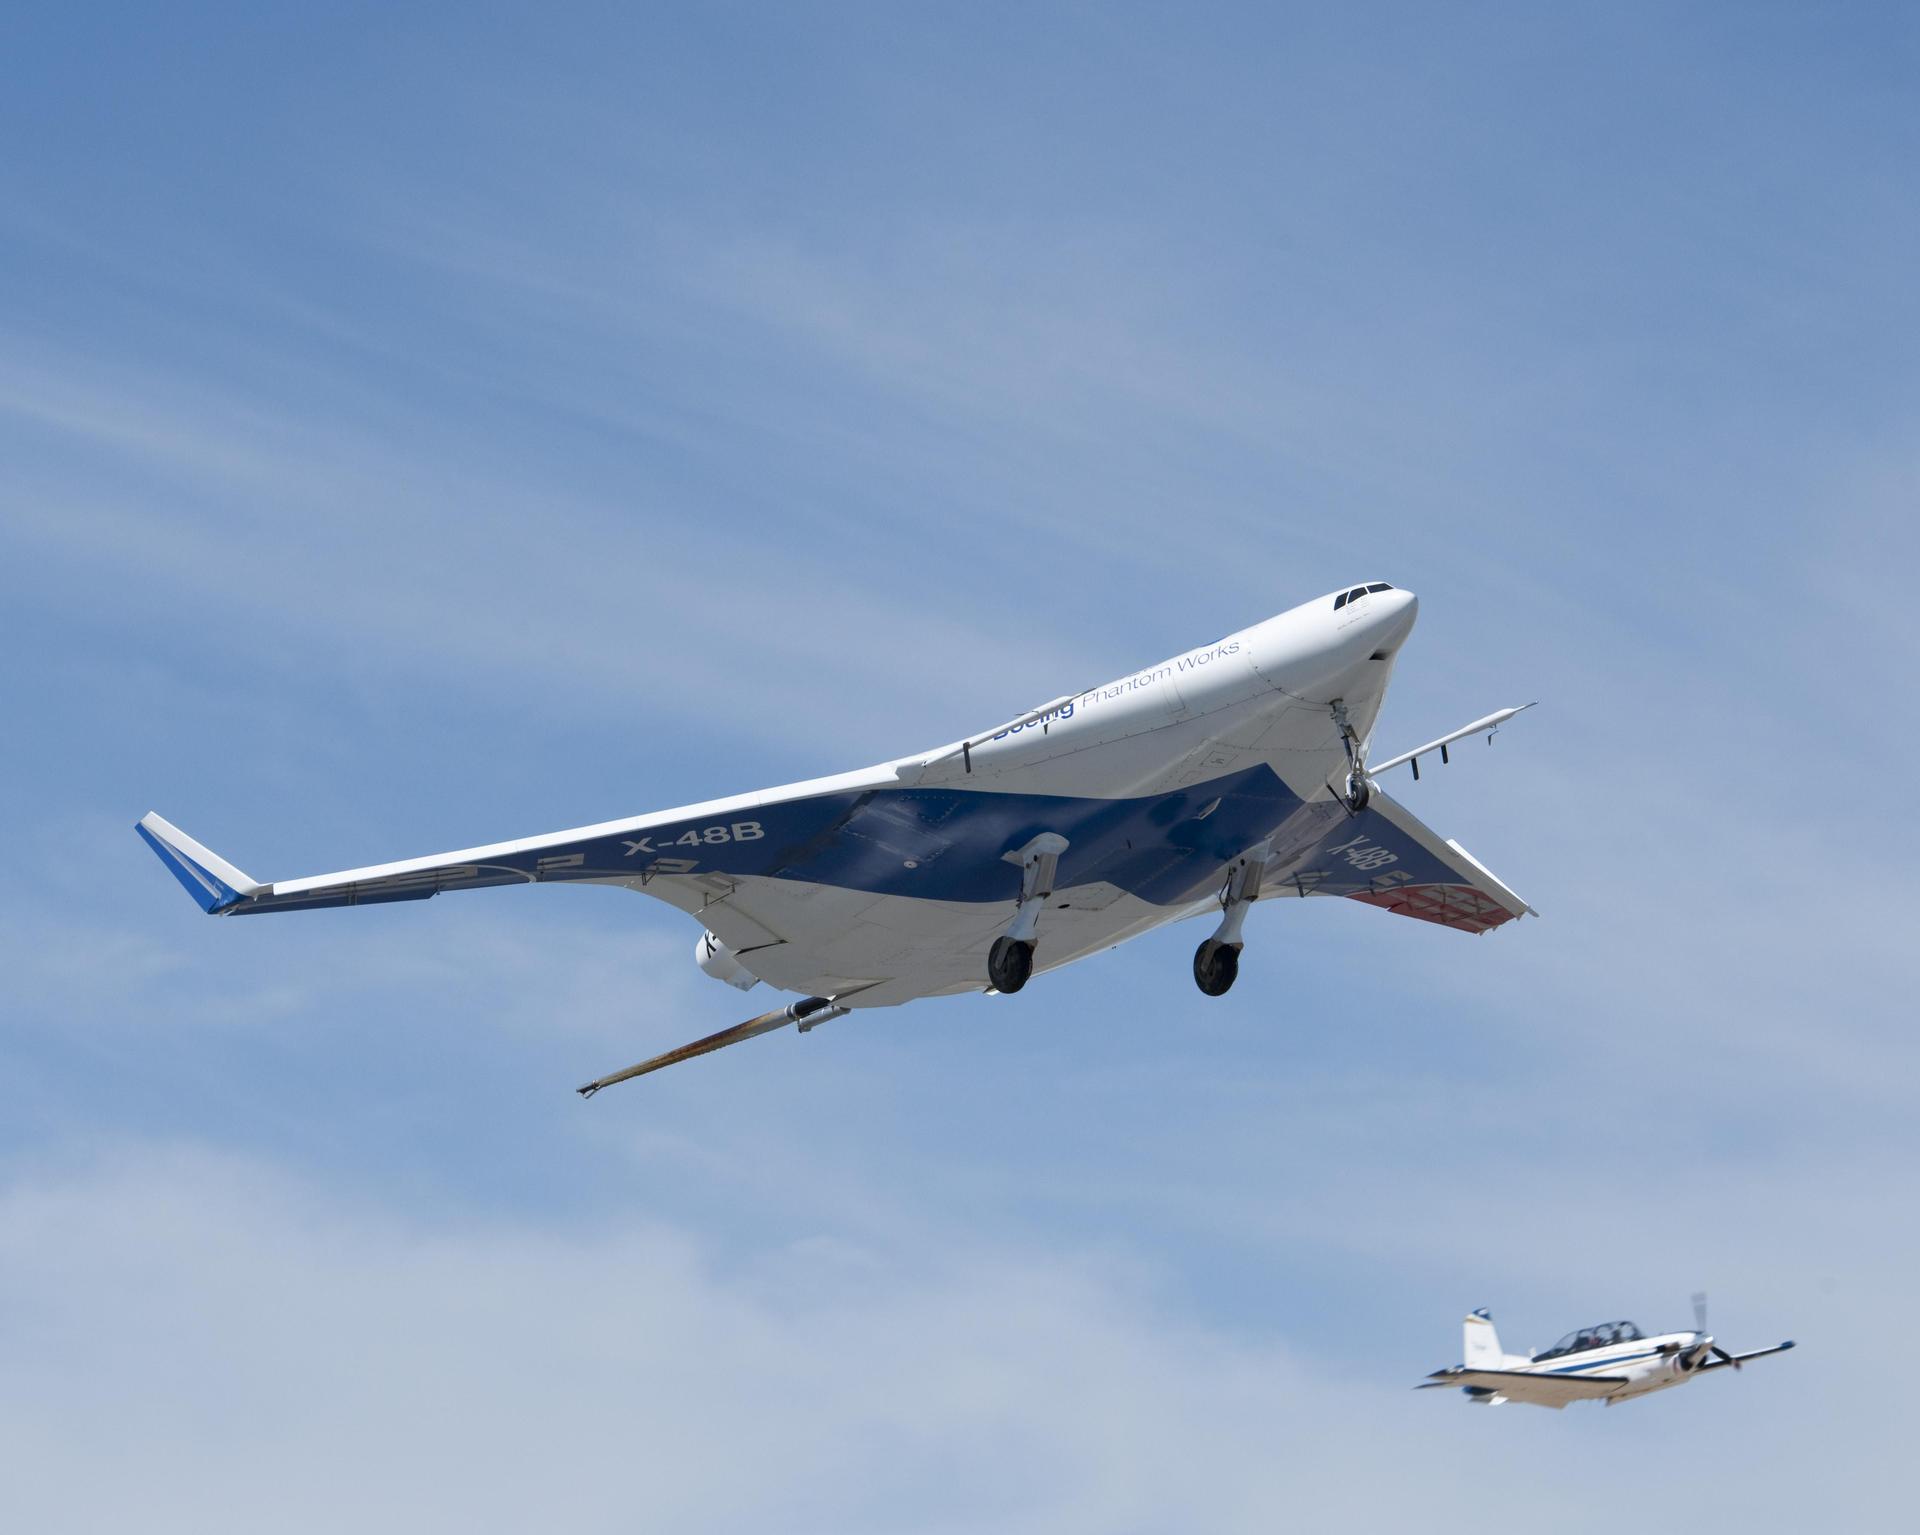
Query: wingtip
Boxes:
[{"xmin": 135, "ymin": 812, "xmax": 263, "ymax": 913}]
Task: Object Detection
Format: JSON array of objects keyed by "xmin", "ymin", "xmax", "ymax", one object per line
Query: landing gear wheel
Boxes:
[
  {"xmin": 989, "ymin": 936, "xmax": 1035, "ymax": 994},
  {"xmin": 1345, "ymin": 774, "xmax": 1372, "ymax": 814},
  {"xmin": 1193, "ymin": 938, "xmax": 1240, "ymax": 996}
]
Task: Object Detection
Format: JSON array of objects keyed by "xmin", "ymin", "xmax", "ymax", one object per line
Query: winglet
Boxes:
[{"xmin": 135, "ymin": 812, "xmax": 265, "ymax": 913}]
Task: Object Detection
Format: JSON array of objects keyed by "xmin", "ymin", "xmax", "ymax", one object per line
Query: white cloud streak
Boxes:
[{"xmin": 0, "ymin": 1147, "xmax": 1882, "ymax": 1535}]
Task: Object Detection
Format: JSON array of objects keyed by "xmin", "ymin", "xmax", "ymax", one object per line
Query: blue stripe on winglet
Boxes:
[{"xmin": 135, "ymin": 821, "xmax": 244, "ymax": 913}]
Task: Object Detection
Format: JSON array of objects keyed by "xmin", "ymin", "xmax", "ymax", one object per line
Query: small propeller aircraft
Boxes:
[
  {"xmin": 136, "ymin": 582, "xmax": 1535, "ymax": 1094},
  {"xmin": 1420, "ymin": 1298, "xmax": 1796, "ymax": 1408}
]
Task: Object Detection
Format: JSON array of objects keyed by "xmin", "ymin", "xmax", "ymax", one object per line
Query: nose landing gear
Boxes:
[{"xmin": 1332, "ymin": 697, "xmax": 1374, "ymax": 814}]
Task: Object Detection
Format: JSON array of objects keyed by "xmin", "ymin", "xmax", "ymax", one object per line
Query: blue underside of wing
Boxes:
[
  {"xmin": 232, "ymin": 764, "xmax": 1472, "ymax": 914},
  {"xmin": 136, "ymin": 821, "xmax": 245, "ymax": 913}
]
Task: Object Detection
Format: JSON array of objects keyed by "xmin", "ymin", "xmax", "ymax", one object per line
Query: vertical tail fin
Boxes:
[{"xmin": 1464, "ymin": 1307, "xmax": 1511, "ymax": 1368}]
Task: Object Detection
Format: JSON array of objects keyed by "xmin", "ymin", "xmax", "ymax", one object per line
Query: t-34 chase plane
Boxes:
[
  {"xmin": 137, "ymin": 583, "xmax": 1535, "ymax": 1095},
  {"xmin": 1420, "ymin": 1301, "xmax": 1797, "ymax": 1409}
]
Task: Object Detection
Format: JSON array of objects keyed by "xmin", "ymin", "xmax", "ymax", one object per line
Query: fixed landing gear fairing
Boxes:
[
  {"xmin": 136, "ymin": 583, "xmax": 1535, "ymax": 1093},
  {"xmin": 1420, "ymin": 1301, "xmax": 1797, "ymax": 1409}
]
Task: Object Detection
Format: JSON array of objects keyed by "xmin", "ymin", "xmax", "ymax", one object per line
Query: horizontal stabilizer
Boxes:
[{"xmin": 135, "ymin": 813, "xmax": 264, "ymax": 914}]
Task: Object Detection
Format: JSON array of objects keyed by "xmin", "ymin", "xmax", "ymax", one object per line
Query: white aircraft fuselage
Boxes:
[{"xmin": 1491, "ymin": 1330, "xmax": 1719, "ymax": 1406}]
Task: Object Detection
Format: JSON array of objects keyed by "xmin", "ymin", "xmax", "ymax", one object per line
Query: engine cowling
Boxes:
[{"xmin": 695, "ymin": 930, "xmax": 760, "ymax": 991}]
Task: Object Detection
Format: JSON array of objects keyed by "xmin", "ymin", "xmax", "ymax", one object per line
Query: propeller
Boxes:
[{"xmin": 1691, "ymin": 1291, "xmax": 1738, "ymax": 1368}]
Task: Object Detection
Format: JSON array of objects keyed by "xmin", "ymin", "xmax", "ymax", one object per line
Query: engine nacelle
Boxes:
[{"xmin": 695, "ymin": 929, "xmax": 760, "ymax": 991}]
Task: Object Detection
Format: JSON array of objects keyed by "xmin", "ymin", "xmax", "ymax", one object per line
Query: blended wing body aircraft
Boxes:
[
  {"xmin": 138, "ymin": 582, "xmax": 1534, "ymax": 1092},
  {"xmin": 1421, "ymin": 1303, "xmax": 1797, "ymax": 1409}
]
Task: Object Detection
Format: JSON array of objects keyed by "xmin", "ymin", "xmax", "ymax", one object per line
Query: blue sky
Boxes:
[{"xmin": 3, "ymin": 3, "xmax": 1916, "ymax": 1528}]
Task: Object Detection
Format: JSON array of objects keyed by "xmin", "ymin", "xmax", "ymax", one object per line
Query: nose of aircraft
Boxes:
[
  {"xmin": 1302, "ymin": 585, "xmax": 1419, "ymax": 694},
  {"xmin": 1373, "ymin": 587, "xmax": 1418, "ymax": 644},
  {"xmin": 1251, "ymin": 583, "xmax": 1421, "ymax": 699},
  {"xmin": 1350, "ymin": 586, "xmax": 1418, "ymax": 657}
]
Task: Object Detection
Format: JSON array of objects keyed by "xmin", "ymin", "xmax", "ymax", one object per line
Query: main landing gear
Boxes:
[
  {"xmin": 987, "ymin": 832, "xmax": 1068, "ymax": 994},
  {"xmin": 989, "ymin": 935, "xmax": 1034, "ymax": 993},
  {"xmin": 1193, "ymin": 938, "xmax": 1239, "ymax": 996},
  {"xmin": 1192, "ymin": 844, "xmax": 1269, "ymax": 997}
]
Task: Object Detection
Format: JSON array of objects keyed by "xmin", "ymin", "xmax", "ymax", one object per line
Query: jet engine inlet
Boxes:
[{"xmin": 695, "ymin": 930, "xmax": 760, "ymax": 991}]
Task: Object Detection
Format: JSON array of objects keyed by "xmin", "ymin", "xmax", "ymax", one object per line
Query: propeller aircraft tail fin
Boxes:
[{"xmin": 1463, "ymin": 1308, "xmax": 1526, "ymax": 1369}]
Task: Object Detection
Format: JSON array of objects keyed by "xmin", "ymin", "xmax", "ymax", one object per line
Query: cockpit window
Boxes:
[
  {"xmin": 1334, "ymin": 584, "xmax": 1393, "ymax": 610},
  {"xmin": 1533, "ymin": 1321, "xmax": 1644, "ymax": 1362}
]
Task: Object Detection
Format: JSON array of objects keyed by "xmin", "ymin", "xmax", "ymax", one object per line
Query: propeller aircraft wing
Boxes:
[
  {"xmin": 1420, "ymin": 1367, "xmax": 1628, "ymax": 1409},
  {"xmin": 1694, "ymin": 1341, "xmax": 1797, "ymax": 1373}
]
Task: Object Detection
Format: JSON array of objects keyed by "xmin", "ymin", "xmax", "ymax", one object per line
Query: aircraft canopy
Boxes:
[{"xmin": 1535, "ymin": 1321, "xmax": 1643, "ymax": 1361}]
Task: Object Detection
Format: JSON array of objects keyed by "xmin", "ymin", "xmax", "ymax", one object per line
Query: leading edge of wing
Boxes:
[
  {"xmin": 155, "ymin": 758, "xmax": 913, "ymax": 912},
  {"xmin": 273, "ymin": 760, "xmax": 911, "ymax": 896}
]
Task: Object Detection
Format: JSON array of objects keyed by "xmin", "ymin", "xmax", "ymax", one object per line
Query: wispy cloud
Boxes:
[
  {"xmin": 0, "ymin": 337, "xmax": 1112, "ymax": 758},
  {"xmin": 0, "ymin": 1146, "xmax": 1873, "ymax": 1535}
]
